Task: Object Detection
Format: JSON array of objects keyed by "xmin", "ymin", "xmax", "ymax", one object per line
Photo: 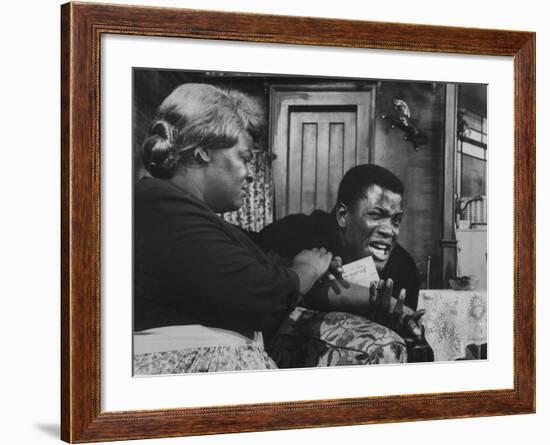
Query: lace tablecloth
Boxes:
[{"xmin": 418, "ymin": 289, "xmax": 487, "ymax": 362}]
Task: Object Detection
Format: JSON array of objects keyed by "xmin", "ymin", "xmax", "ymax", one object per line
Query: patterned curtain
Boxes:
[{"xmin": 222, "ymin": 150, "xmax": 273, "ymax": 232}]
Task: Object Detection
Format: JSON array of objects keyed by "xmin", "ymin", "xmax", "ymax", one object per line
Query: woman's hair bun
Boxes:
[
  {"xmin": 141, "ymin": 120, "xmax": 179, "ymax": 178},
  {"xmin": 150, "ymin": 120, "xmax": 176, "ymax": 141}
]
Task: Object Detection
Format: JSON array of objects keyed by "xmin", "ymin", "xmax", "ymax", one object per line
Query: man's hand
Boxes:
[
  {"xmin": 306, "ymin": 274, "xmax": 425, "ymax": 338},
  {"xmin": 323, "ymin": 256, "xmax": 351, "ymax": 294},
  {"xmin": 326, "ymin": 256, "xmax": 344, "ymax": 280},
  {"xmin": 367, "ymin": 279, "xmax": 425, "ymax": 339}
]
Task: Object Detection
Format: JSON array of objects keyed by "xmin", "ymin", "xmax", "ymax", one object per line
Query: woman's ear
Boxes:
[
  {"xmin": 335, "ymin": 202, "xmax": 349, "ymax": 228},
  {"xmin": 194, "ymin": 147, "xmax": 211, "ymax": 164}
]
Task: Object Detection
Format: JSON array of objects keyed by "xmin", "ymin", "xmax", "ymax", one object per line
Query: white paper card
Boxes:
[{"xmin": 341, "ymin": 256, "xmax": 380, "ymax": 287}]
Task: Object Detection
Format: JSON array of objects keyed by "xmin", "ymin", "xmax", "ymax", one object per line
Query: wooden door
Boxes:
[{"xmin": 270, "ymin": 87, "xmax": 375, "ymax": 219}]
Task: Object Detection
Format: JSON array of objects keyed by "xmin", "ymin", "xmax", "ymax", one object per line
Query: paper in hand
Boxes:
[{"xmin": 342, "ymin": 256, "xmax": 380, "ymax": 288}]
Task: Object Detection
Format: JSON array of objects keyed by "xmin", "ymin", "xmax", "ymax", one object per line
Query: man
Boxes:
[{"xmin": 258, "ymin": 164, "xmax": 420, "ymax": 310}]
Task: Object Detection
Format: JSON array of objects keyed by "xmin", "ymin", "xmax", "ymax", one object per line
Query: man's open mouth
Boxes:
[{"xmin": 368, "ymin": 241, "xmax": 392, "ymax": 260}]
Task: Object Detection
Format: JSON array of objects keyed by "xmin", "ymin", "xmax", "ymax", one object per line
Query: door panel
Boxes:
[{"xmin": 288, "ymin": 111, "xmax": 357, "ymax": 214}]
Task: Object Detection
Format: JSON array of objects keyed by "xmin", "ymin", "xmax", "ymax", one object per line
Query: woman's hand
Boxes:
[
  {"xmin": 292, "ymin": 248, "xmax": 333, "ymax": 279},
  {"xmin": 290, "ymin": 248, "xmax": 333, "ymax": 296}
]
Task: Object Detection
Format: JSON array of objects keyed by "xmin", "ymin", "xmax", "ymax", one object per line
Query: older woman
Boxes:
[
  {"xmin": 134, "ymin": 83, "xmax": 333, "ymax": 374},
  {"xmin": 133, "ymin": 83, "xmax": 417, "ymax": 375}
]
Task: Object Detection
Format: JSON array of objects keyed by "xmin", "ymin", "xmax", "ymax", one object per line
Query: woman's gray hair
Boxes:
[{"xmin": 141, "ymin": 83, "xmax": 264, "ymax": 178}]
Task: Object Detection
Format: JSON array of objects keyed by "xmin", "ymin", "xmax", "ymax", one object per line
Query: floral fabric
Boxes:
[
  {"xmin": 418, "ymin": 289, "xmax": 487, "ymax": 361},
  {"xmin": 267, "ymin": 307, "xmax": 407, "ymax": 368},
  {"xmin": 134, "ymin": 345, "xmax": 278, "ymax": 375},
  {"xmin": 133, "ymin": 308, "xmax": 407, "ymax": 375}
]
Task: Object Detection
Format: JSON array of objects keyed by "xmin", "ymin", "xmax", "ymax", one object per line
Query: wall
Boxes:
[
  {"xmin": 1, "ymin": 1, "xmax": 547, "ymax": 445},
  {"xmin": 374, "ymin": 81, "xmax": 446, "ymax": 287}
]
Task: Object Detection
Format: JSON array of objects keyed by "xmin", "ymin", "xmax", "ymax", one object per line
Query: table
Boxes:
[{"xmin": 417, "ymin": 289, "xmax": 487, "ymax": 362}]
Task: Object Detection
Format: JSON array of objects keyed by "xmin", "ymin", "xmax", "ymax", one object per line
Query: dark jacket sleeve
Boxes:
[
  {"xmin": 256, "ymin": 214, "xmax": 313, "ymax": 259},
  {"xmin": 381, "ymin": 244, "xmax": 420, "ymax": 310},
  {"xmin": 404, "ymin": 261, "xmax": 420, "ymax": 311},
  {"xmin": 161, "ymin": 205, "xmax": 301, "ymax": 333},
  {"xmin": 399, "ymin": 247, "xmax": 420, "ymax": 310}
]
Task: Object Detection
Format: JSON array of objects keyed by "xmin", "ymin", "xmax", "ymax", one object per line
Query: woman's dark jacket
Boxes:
[{"xmin": 134, "ymin": 177, "xmax": 300, "ymax": 333}]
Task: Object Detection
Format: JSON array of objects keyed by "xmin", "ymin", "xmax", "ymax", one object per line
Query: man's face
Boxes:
[
  {"xmin": 203, "ymin": 132, "xmax": 253, "ymax": 213},
  {"xmin": 340, "ymin": 184, "xmax": 403, "ymax": 271}
]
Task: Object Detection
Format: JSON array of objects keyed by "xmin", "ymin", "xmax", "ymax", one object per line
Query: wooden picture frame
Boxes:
[{"xmin": 61, "ymin": 2, "xmax": 535, "ymax": 442}]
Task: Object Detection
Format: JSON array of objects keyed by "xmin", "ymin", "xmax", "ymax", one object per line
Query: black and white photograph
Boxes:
[{"xmin": 132, "ymin": 68, "xmax": 488, "ymax": 375}]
